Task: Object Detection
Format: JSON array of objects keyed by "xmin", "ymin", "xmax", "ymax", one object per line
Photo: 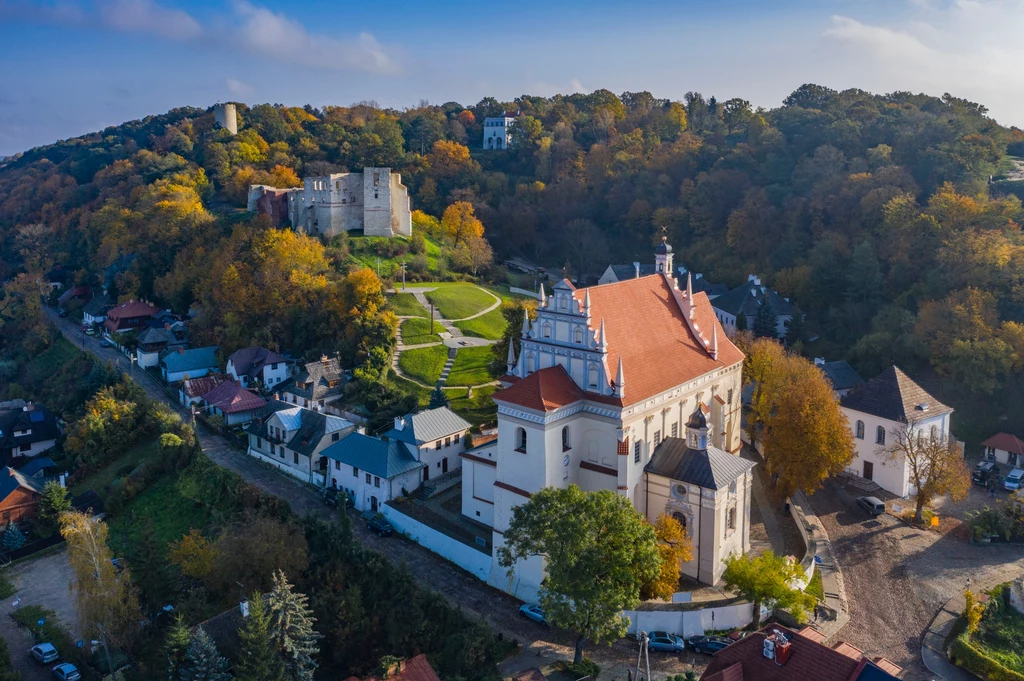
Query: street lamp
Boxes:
[
  {"xmin": 129, "ymin": 353, "xmax": 136, "ymax": 375},
  {"xmin": 400, "ymin": 261, "xmax": 407, "ymax": 291}
]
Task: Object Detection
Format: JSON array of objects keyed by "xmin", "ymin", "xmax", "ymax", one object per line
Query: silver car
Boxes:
[{"xmin": 30, "ymin": 643, "xmax": 58, "ymax": 663}]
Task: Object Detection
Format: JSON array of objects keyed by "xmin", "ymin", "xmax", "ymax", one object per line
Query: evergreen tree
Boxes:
[
  {"xmin": 132, "ymin": 518, "xmax": 169, "ymax": 612},
  {"xmin": 166, "ymin": 615, "xmax": 192, "ymax": 680},
  {"xmin": 236, "ymin": 594, "xmax": 286, "ymax": 681},
  {"xmin": 88, "ymin": 361, "xmax": 110, "ymax": 391},
  {"xmin": 179, "ymin": 627, "xmax": 230, "ymax": 681},
  {"xmin": 784, "ymin": 314, "xmax": 806, "ymax": 346},
  {"xmin": 735, "ymin": 313, "xmax": 747, "ymax": 331},
  {"xmin": 753, "ymin": 300, "xmax": 778, "ymax": 339},
  {"xmin": 267, "ymin": 570, "xmax": 322, "ymax": 681},
  {"xmin": 428, "ymin": 385, "xmax": 448, "ymax": 409},
  {"xmin": 0, "ymin": 521, "xmax": 24, "ymax": 552},
  {"xmin": 38, "ymin": 480, "xmax": 72, "ymax": 538}
]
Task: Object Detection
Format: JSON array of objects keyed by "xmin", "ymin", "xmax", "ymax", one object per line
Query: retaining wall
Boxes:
[{"xmin": 382, "ymin": 503, "xmax": 491, "ymax": 581}]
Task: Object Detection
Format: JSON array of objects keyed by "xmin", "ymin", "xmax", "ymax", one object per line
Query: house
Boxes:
[
  {"xmin": 710, "ymin": 275, "xmax": 801, "ymax": 339},
  {"xmin": 44, "ymin": 267, "xmax": 69, "ymax": 291},
  {"xmin": 700, "ymin": 626, "xmax": 901, "ymax": 681},
  {"xmin": 17, "ymin": 456, "xmax": 57, "ymax": 481},
  {"xmin": 136, "ymin": 323, "xmax": 188, "ymax": 369},
  {"xmin": 103, "ymin": 300, "xmax": 160, "ymax": 334},
  {"xmin": 815, "ymin": 358, "xmax": 864, "ymax": 398},
  {"xmin": 344, "ymin": 654, "xmax": 440, "ymax": 681},
  {"xmin": 179, "ymin": 374, "xmax": 230, "ymax": 408},
  {"xmin": 462, "ymin": 238, "xmax": 746, "ymax": 599},
  {"xmin": 57, "ymin": 285, "xmax": 91, "ymax": 309},
  {"xmin": 322, "ymin": 433, "xmax": 425, "ymax": 513},
  {"xmin": 82, "ymin": 293, "xmax": 114, "ymax": 327},
  {"xmin": 245, "ymin": 400, "xmax": 356, "ymax": 485},
  {"xmin": 385, "ymin": 406, "xmax": 472, "ymax": 483},
  {"xmin": 226, "ymin": 347, "xmax": 290, "ymax": 390},
  {"xmin": 280, "ymin": 355, "xmax": 346, "ymax": 413},
  {"xmin": 840, "ymin": 366, "xmax": 955, "ymax": 497},
  {"xmin": 160, "ymin": 346, "xmax": 219, "ymax": 384},
  {"xmin": 0, "ymin": 404, "xmax": 60, "ymax": 464},
  {"xmin": 980, "ymin": 433, "xmax": 1024, "ymax": 468},
  {"xmin": 201, "ymin": 381, "xmax": 267, "ymax": 427},
  {"xmin": 0, "ymin": 467, "xmax": 45, "ymax": 523},
  {"xmin": 482, "ymin": 115, "xmax": 516, "ymax": 150}
]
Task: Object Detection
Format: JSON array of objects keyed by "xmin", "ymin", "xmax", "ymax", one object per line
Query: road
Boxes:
[{"xmin": 45, "ymin": 311, "xmax": 706, "ymax": 678}]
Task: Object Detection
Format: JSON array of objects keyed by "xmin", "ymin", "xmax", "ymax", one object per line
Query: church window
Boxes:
[
  {"xmin": 729, "ymin": 480, "xmax": 737, "ymax": 495},
  {"xmin": 855, "ymin": 421, "xmax": 865, "ymax": 439},
  {"xmin": 654, "ymin": 430, "xmax": 661, "ymax": 447},
  {"xmin": 930, "ymin": 425, "xmax": 938, "ymax": 442},
  {"xmin": 336, "ymin": 181, "xmax": 339, "ymax": 190},
  {"xmin": 574, "ymin": 327, "xmax": 583, "ymax": 343},
  {"xmin": 562, "ymin": 426, "xmax": 571, "ymax": 452},
  {"xmin": 588, "ymin": 366, "xmax": 598, "ymax": 388},
  {"xmin": 672, "ymin": 511, "xmax": 687, "ymax": 530},
  {"xmin": 727, "ymin": 507, "xmax": 736, "ymax": 531},
  {"xmin": 876, "ymin": 427, "xmax": 886, "ymax": 445},
  {"xmin": 671, "ymin": 423, "xmax": 678, "ymax": 438},
  {"xmin": 634, "ymin": 441, "xmax": 641, "ymax": 464},
  {"xmin": 542, "ymin": 323, "xmax": 551, "ymax": 339},
  {"xmin": 515, "ymin": 427, "xmax": 527, "ymax": 453},
  {"xmin": 558, "ymin": 296, "xmax": 567, "ymax": 310},
  {"xmin": 727, "ymin": 389, "xmax": 733, "ymax": 406}
]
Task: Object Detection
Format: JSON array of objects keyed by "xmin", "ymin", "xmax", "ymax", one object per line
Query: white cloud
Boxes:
[
  {"xmin": 569, "ymin": 78, "xmax": 586, "ymax": 94},
  {"xmin": 96, "ymin": 0, "xmax": 201, "ymax": 40},
  {"xmin": 825, "ymin": 16, "xmax": 935, "ymax": 62},
  {"xmin": 226, "ymin": 77, "xmax": 253, "ymax": 96}
]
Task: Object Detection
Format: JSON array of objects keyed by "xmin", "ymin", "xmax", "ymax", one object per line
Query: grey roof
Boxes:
[
  {"xmin": 386, "ymin": 406, "xmax": 472, "ymax": 446},
  {"xmin": 645, "ymin": 438, "xmax": 756, "ymax": 490},
  {"xmin": 607, "ymin": 264, "xmax": 657, "ymax": 282},
  {"xmin": 228, "ymin": 347, "xmax": 288, "ymax": 379},
  {"xmin": 840, "ymin": 365, "xmax": 952, "ymax": 423},
  {"xmin": 686, "ymin": 274, "xmax": 729, "ymax": 298},
  {"xmin": 17, "ymin": 457, "xmax": 56, "ymax": 477},
  {"xmin": 246, "ymin": 399, "xmax": 353, "ymax": 457},
  {"xmin": 711, "ymin": 280, "xmax": 800, "ymax": 318},
  {"xmin": 0, "ymin": 466, "xmax": 44, "ymax": 502},
  {"xmin": 819, "ymin": 360, "xmax": 864, "ymax": 392},
  {"xmin": 160, "ymin": 346, "xmax": 219, "ymax": 375},
  {"xmin": 282, "ymin": 356, "xmax": 344, "ymax": 402},
  {"xmin": 0, "ymin": 406, "xmax": 60, "ymax": 450},
  {"xmin": 137, "ymin": 324, "xmax": 187, "ymax": 348},
  {"xmin": 83, "ymin": 293, "xmax": 113, "ymax": 317},
  {"xmin": 322, "ymin": 433, "xmax": 424, "ymax": 480}
]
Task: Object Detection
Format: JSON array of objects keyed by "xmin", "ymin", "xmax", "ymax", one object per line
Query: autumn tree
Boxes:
[
  {"xmin": 722, "ymin": 551, "xmax": 814, "ymax": 630},
  {"xmin": 498, "ymin": 485, "xmax": 660, "ymax": 664},
  {"xmin": 168, "ymin": 529, "xmax": 216, "ymax": 580},
  {"xmin": 209, "ymin": 514, "xmax": 309, "ymax": 596},
  {"xmin": 642, "ymin": 514, "xmax": 693, "ymax": 601},
  {"xmin": 881, "ymin": 423, "xmax": 970, "ymax": 523},
  {"xmin": 440, "ymin": 201, "xmax": 484, "ymax": 248}
]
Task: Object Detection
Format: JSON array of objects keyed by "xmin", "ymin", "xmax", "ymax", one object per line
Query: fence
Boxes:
[
  {"xmin": 624, "ymin": 600, "xmax": 757, "ymax": 638},
  {"xmin": 381, "ymin": 503, "xmax": 492, "ymax": 580},
  {"xmin": 1, "ymin": 535, "xmax": 65, "ymax": 563}
]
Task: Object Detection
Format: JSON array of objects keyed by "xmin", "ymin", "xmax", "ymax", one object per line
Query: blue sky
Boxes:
[{"xmin": 1, "ymin": 0, "xmax": 1023, "ymax": 156}]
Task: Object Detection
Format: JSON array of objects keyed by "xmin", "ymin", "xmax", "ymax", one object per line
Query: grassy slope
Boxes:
[
  {"xmin": 69, "ymin": 437, "xmax": 162, "ymax": 499},
  {"xmin": 446, "ymin": 346, "xmax": 496, "ymax": 387},
  {"xmin": 398, "ymin": 345, "xmax": 449, "ymax": 385},
  {"xmin": 449, "ymin": 384, "xmax": 499, "ymax": 425},
  {"xmin": 425, "ymin": 285, "xmax": 497, "ymax": 320},
  {"xmin": 454, "ymin": 307, "xmax": 505, "ymax": 340},
  {"xmin": 390, "ymin": 292, "xmax": 428, "ymax": 317},
  {"xmin": 973, "ymin": 603, "xmax": 1024, "ymax": 672},
  {"xmin": 400, "ymin": 317, "xmax": 442, "ymax": 345},
  {"xmin": 347, "ymin": 233, "xmax": 445, "ymax": 276}
]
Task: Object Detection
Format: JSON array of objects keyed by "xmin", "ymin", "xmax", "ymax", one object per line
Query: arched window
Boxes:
[
  {"xmin": 526, "ymin": 354, "xmax": 535, "ymax": 374},
  {"xmin": 562, "ymin": 426, "xmax": 571, "ymax": 451},
  {"xmin": 855, "ymin": 420, "xmax": 865, "ymax": 439},
  {"xmin": 542, "ymin": 323, "xmax": 551, "ymax": 339},
  {"xmin": 515, "ymin": 427, "xmax": 527, "ymax": 453},
  {"xmin": 574, "ymin": 327, "xmax": 583, "ymax": 344},
  {"xmin": 876, "ymin": 426, "xmax": 886, "ymax": 445},
  {"xmin": 930, "ymin": 425, "xmax": 938, "ymax": 442},
  {"xmin": 672, "ymin": 511, "xmax": 688, "ymax": 530},
  {"xmin": 588, "ymin": 366, "xmax": 598, "ymax": 388}
]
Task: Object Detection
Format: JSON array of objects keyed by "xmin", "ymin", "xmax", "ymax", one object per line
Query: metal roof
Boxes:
[
  {"xmin": 160, "ymin": 346, "xmax": 219, "ymax": 375},
  {"xmin": 323, "ymin": 433, "xmax": 424, "ymax": 480},
  {"xmin": 386, "ymin": 406, "xmax": 472, "ymax": 445},
  {"xmin": 645, "ymin": 438, "xmax": 756, "ymax": 490}
]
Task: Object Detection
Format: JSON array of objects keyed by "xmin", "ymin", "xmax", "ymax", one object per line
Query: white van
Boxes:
[{"xmin": 1004, "ymin": 468, "xmax": 1024, "ymax": 491}]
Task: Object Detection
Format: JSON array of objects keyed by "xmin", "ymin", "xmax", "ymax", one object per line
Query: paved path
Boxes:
[
  {"xmin": 921, "ymin": 595, "xmax": 977, "ymax": 681},
  {"xmin": 741, "ymin": 447, "xmax": 786, "ymax": 556}
]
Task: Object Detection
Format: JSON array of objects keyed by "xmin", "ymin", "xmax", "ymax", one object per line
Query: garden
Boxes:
[
  {"xmin": 966, "ymin": 498, "xmax": 1024, "ymax": 544},
  {"xmin": 951, "ymin": 583, "xmax": 1024, "ymax": 680}
]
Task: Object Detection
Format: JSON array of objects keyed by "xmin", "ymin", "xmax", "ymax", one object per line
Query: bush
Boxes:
[
  {"xmin": 950, "ymin": 632, "xmax": 1024, "ymax": 681},
  {"xmin": 563, "ymin": 658, "xmax": 601, "ymax": 679}
]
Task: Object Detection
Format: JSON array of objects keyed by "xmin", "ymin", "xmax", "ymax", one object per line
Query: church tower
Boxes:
[
  {"xmin": 687, "ymin": 406, "xmax": 709, "ymax": 450},
  {"xmin": 655, "ymin": 236, "xmax": 674, "ymax": 275}
]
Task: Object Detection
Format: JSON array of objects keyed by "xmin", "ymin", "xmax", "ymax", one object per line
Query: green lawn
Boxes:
[
  {"xmin": 348, "ymin": 233, "xmax": 445, "ymax": 277},
  {"xmin": 425, "ymin": 285, "xmax": 498, "ymax": 320},
  {"xmin": 446, "ymin": 346, "xmax": 497, "ymax": 387},
  {"xmin": 971, "ymin": 600, "xmax": 1024, "ymax": 672},
  {"xmin": 398, "ymin": 345, "xmax": 449, "ymax": 386},
  {"xmin": 454, "ymin": 307, "xmax": 506, "ymax": 340},
  {"xmin": 805, "ymin": 571, "xmax": 824, "ymax": 602},
  {"xmin": 69, "ymin": 437, "xmax": 162, "ymax": 499},
  {"xmin": 400, "ymin": 317, "xmax": 442, "ymax": 345},
  {"xmin": 107, "ymin": 473, "xmax": 216, "ymax": 560},
  {"xmin": 448, "ymin": 385, "xmax": 499, "ymax": 426},
  {"xmin": 390, "ymin": 292, "xmax": 428, "ymax": 317}
]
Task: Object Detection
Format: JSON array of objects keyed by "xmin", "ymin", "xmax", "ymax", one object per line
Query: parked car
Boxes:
[
  {"xmin": 30, "ymin": 643, "xmax": 59, "ymax": 663},
  {"xmin": 972, "ymin": 461, "xmax": 1000, "ymax": 486},
  {"xmin": 84, "ymin": 327, "xmax": 96, "ymax": 336},
  {"xmin": 364, "ymin": 514, "xmax": 393, "ymax": 537},
  {"xmin": 58, "ymin": 310, "xmax": 68, "ymax": 317},
  {"xmin": 99, "ymin": 338, "xmax": 114, "ymax": 348},
  {"xmin": 1004, "ymin": 468, "xmax": 1024, "ymax": 492},
  {"xmin": 52, "ymin": 663, "xmax": 81, "ymax": 681},
  {"xmin": 856, "ymin": 496, "xmax": 886, "ymax": 516},
  {"xmin": 647, "ymin": 631, "xmax": 686, "ymax": 653},
  {"xmin": 519, "ymin": 603, "xmax": 547, "ymax": 625},
  {"xmin": 686, "ymin": 635, "xmax": 732, "ymax": 655}
]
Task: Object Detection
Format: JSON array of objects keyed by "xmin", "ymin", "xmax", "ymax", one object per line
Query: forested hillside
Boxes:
[{"xmin": 2, "ymin": 84, "xmax": 1023, "ymax": 439}]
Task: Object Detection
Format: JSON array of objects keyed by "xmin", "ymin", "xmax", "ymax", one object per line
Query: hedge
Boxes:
[{"xmin": 949, "ymin": 632, "xmax": 1024, "ymax": 681}]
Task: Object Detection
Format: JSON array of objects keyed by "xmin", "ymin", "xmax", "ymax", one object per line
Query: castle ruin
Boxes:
[{"xmin": 213, "ymin": 103, "xmax": 238, "ymax": 135}]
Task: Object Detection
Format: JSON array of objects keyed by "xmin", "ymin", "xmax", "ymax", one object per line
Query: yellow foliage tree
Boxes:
[
  {"xmin": 268, "ymin": 164, "xmax": 302, "ymax": 188},
  {"xmin": 964, "ymin": 589, "xmax": 984, "ymax": 633},
  {"xmin": 642, "ymin": 514, "xmax": 694, "ymax": 600},
  {"xmin": 427, "ymin": 140, "xmax": 476, "ymax": 178},
  {"xmin": 441, "ymin": 201, "xmax": 484, "ymax": 248},
  {"xmin": 168, "ymin": 529, "xmax": 216, "ymax": 579}
]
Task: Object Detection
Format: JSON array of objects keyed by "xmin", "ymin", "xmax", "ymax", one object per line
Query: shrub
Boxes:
[
  {"xmin": 563, "ymin": 658, "xmax": 601, "ymax": 679},
  {"xmin": 950, "ymin": 632, "xmax": 1024, "ymax": 681}
]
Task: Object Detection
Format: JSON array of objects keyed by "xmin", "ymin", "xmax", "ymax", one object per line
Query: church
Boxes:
[{"xmin": 460, "ymin": 240, "xmax": 755, "ymax": 600}]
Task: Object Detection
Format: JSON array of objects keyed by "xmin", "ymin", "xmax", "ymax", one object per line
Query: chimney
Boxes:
[
  {"xmin": 239, "ymin": 600, "xmax": 250, "ymax": 618},
  {"xmin": 633, "ymin": 261, "xmax": 641, "ymax": 279},
  {"xmin": 814, "ymin": 357, "xmax": 825, "ymax": 366},
  {"xmin": 394, "ymin": 416, "xmax": 404, "ymax": 431}
]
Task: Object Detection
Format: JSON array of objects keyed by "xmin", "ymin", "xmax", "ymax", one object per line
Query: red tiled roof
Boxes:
[
  {"xmin": 574, "ymin": 275, "xmax": 742, "ymax": 407},
  {"xmin": 980, "ymin": 432, "xmax": 1024, "ymax": 456},
  {"xmin": 493, "ymin": 365, "xmax": 583, "ymax": 412},
  {"xmin": 702, "ymin": 662, "xmax": 744, "ymax": 681},
  {"xmin": 830, "ymin": 641, "xmax": 864, "ymax": 661},
  {"xmin": 361, "ymin": 655, "xmax": 439, "ymax": 681},
  {"xmin": 181, "ymin": 374, "xmax": 230, "ymax": 398},
  {"xmin": 797, "ymin": 626, "xmax": 826, "ymax": 643},
  {"xmin": 203, "ymin": 381, "xmax": 267, "ymax": 414},
  {"xmin": 106, "ymin": 301, "xmax": 160, "ymax": 320}
]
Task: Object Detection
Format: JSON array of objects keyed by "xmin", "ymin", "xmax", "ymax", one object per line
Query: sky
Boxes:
[{"xmin": 1, "ymin": 0, "xmax": 1023, "ymax": 156}]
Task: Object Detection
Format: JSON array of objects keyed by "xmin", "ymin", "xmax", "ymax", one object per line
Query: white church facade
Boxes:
[{"xmin": 461, "ymin": 240, "xmax": 753, "ymax": 600}]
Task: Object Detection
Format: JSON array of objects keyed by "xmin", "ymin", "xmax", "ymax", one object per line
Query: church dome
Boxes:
[
  {"xmin": 655, "ymin": 236, "xmax": 673, "ymax": 255},
  {"xmin": 686, "ymin": 407, "xmax": 707, "ymax": 430}
]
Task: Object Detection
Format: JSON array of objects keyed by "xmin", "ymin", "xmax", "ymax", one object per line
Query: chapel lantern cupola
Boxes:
[
  {"xmin": 687, "ymin": 406, "xmax": 709, "ymax": 451},
  {"xmin": 655, "ymin": 235, "xmax": 674, "ymax": 275}
]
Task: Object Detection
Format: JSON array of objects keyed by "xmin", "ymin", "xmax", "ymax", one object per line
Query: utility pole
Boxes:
[
  {"xmin": 634, "ymin": 631, "xmax": 650, "ymax": 681},
  {"xmin": 401, "ymin": 261, "xmax": 407, "ymax": 291}
]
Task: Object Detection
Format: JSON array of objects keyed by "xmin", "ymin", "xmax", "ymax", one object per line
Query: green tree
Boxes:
[
  {"xmin": 38, "ymin": 480, "xmax": 73, "ymax": 538},
  {"xmin": 267, "ymin": 570, "xmax": 322, "ymax": 681},
  {"xmin": 753, "ymin": 300, "xmax": 778, "ymax": 339},
  {"xmin": 0, "ymin": 521, "xmax": 25, "ymax": 551},
  {"xmin": 721, "ymin": 551, "xmax": 815, "ymax": 629},
  {"xmin": 492, "ymin": 299, "xmax": 535, "ymax": 371},
  {"xmin": 428, "ymin": 385, "xmax": 448, "ymax": 409},
  {"xmin": 236, "ymin": 594, "xmax": 286, "ymax": 681},
  {"xmin": 497, "ymin": 485, "xmax": 660, "ymax": 664},
  {"xmin": 166, "ymin": 615, "xmax": 192, "ymax": 680},
  {"xmin": 784, "ymin": 314, "xmax": 805, "ymax": 347},
  {"xmin": 179, "ymin": 627, "xmax": 230, "ymax": 681},
  {"xmin": 845, "ymin": 241, "xmax": 883, "ymax": 307}
]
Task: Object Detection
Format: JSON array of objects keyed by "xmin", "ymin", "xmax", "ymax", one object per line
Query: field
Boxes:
[
  {"xmin": 446, "ymin": 346, "xmax": 496, "ymax": 387},
  {"xmin": 391, "ymin": 292, "xmax": 429, "ymax": 317},
  {"xmin": 107, "ymin": 472, "xmax": 216, "ymax": 559},
  {"xmin": 398, "ymin": 345, "xmax": 449, "ymax": 385},
  {"xmin": 400, "ymin": 317, "xmax": 442, "ymax": 345},
  {"xmin": 425, "ymin": 285, "xmax": 498, "ymax": 320},
  {"xmin": 454, "ymin": 307, "xmax": 506, "ymax": 340}
]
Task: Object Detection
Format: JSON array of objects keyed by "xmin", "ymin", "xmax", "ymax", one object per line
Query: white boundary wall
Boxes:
[
  {"xmin": 509, "ymin": 287, "xmax": 541, "ymax": 299},
  {"xmin": 382, "ymin": 504, "xmax": 491, "ymax": 581},
  {"xmin": 624, "ymin": 602, "xmax": 756, "ymax": 639}
]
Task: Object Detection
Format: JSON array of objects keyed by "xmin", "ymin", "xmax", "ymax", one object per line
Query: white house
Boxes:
[
  {"xmin": 460, "ymin": 238, "xmax": 747, "ymax": 601},
  {"xmin": 0, "ymin": 404, "xmax": 60, "ymax": 463},
  {"xmin": 980, "ymin": 433, "xmax": 1024, "ymax": 468},
  {"xmin": 226, "ymin": 347, "xmax": 290, "ymax": 390},
  {"xmin": 82, "ymin": 294, "xmax": 113, "ymax": 327},
  {"xmin": 385, "ymin": 407, "xmax": 471, "ymax": 483},
  {"xmin": 279, "ymin": 356, "xmax": 346, "ymax": 413},
  {"xmin": 482, "ymin": 115, "xmax": 515, "ymax": 150},
  {"xmin": 321, "ymin": 433, "xmax": 425, "ymax": 513},
  {"xmin": 840, "ymin": 366, "xmax": 954, "ymax": 498},
  {"xmin": 245, "ymin": 400, "xmax": 356, "ymax": 485}
]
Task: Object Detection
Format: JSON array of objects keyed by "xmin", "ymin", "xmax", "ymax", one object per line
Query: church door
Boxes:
[{"xmin": 863, "ymin": 461, "xmax": 874, "ymax": 481}]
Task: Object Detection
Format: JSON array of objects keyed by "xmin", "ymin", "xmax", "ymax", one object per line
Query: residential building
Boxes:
[
  {"xmin": 385, "ymin": 406, "xmax": 472, "ymax": 483},
  {"xmin": 136, "ymin": 323, "xmax": 188, "ymax": 369},
  {"xmin": 840, "ymin": 366, "xmax": 955, "ymax": 497},
  {"xmin": 815, "ymin": 359, "xmax": 864, "ymax": 398},
  {"xmin": 344, "ymin": 654, "xmax": 440, "ymax": 681},
  {"xmin": 980, "ymin": 433, "xmax": 1024, "ymax": 468},
  {"xmin": 226, "ymin": 347, "xmax": 289, "ymax": 390},
  {"xmin": 57, "ymin": 285, "xmax": 91, "ymax": 309},
  {"xmin": 280, "ymin": 355, "xmax": 346, "ymax": 413},
  {"xmin": 245, "ymin": 400, "xmax": 356, "ymax": 485},
  {"xmin": 201, "ymin": 381, "xmax": 267, "ymax": 427},
  {"xmin": 482, "ymin": 115, "xmax": 515, "ymax": 150},
  {"xmin": 0, "ymin": 404, "xmax": 59, "ymax": 464},
  {"xmin": 160, "ymin": 346, "xmax": 220, "ymax": 384},
  {"xmin": 0, "ymin": 467, "xmax": 45, "ymax": 523},
  {"xmin": 322, "ymin": 432, "xmax": 424, "ymax": 512},
  {"xmin": 44, "ymin": 267, "xmax": 68, "ymax": 291},
  {"xmin": 17, "ymin": 456, "xmax": 58, "ymax": 481},
  {"xmin": 462, "ymin": 239, "xmax": 746, "ymax": 600},
  {"xmin": 103, "ymin": 300, "xmax": 160, "ymax": 334},
  {"xmin": 711, "ymin": 275, "xmax": 801, "ymax": 339},
  {"xmin": 179, "ymin": 374, "xmax": 230, "ymax": 408},
  {"xmin": 701, "ymin": 626, "xmax": 901, "ymax": 681},
  {"xmin": 82, "ymin": 293, "xmax": 113, "ymax": 327}
]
